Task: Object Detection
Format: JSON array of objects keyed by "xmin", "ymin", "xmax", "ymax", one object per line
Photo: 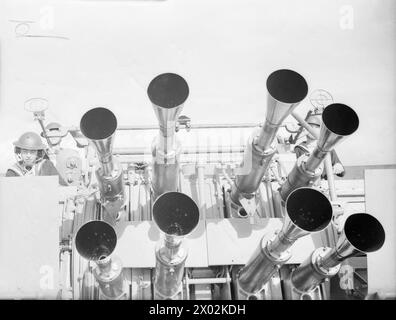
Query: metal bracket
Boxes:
[
  {"xmin": 330, "ymin": 201, "xmax": 344, "ymax": 233},
  {"xmin": 175, "ymin": 115, "xmax": 191, "ymax": 132},
  {"xmin": 239, "ymin": 197, "xmax": 259, "ymax": 224}
]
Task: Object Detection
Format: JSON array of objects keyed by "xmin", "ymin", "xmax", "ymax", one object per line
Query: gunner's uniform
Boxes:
[
  {"xmin": 6, "ymin": 131, "xmax": 66, "ymax": 184},
  {"xmin": 6, "ymin": 159, "xmax": 60, "ymax": 177}
]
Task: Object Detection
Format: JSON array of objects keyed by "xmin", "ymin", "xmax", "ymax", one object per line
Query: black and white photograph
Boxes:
[{"xmin": 0, "ymin": 0, "xmax": 395, "ymax": 306}]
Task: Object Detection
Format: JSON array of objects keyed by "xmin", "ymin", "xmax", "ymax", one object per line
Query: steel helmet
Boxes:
[{"xmin": 13, "ymin": 132, "xmax": 47, "ymax": 150}]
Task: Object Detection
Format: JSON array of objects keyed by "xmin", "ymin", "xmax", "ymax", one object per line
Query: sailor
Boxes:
[
  {"xmin": 294, "ymin": 112, "xmax": 345, "ymax": 178},
  {"xmin": 6, "ymin": 131, "xmax": 60, "ymax": 177}
]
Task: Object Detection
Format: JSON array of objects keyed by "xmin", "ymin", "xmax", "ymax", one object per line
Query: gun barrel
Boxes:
[
  {"xmin": 237, "ymin": 188, "xmax": 332, "ymax": 294},
  {"xmin": 80, "ymin": 107, "xmax": 125, "ymax": 223},
  {"xmin": 152, "ymin": 192, "xmax": 199, "ymax": 299},
  {"xmin": 80, "ymin": 107, "xmax": 117, "ymax": 176},
  {"xmin": 148, "ymin": 73, "xmax": 189, "ymax": 199},
  {"xmin": 280, "ymin": 103, "xmax": 359, "ymax": 200},
  {"xmin": 74, "ymin": 220, "xmax": 126, "ymax": 300},
  {"xmin": 231, "ymin": 69, "xmax": 308, "ymax": 205},
  {"xmin": 291, "ymin": 213, "xmax": 385, "ymax": 294}
]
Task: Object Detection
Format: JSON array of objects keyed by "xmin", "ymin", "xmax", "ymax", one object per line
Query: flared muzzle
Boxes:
[
  {"xmin": 231, "ymin": 69, "xmax": 308, "ymax": 204},
  {"xmin": 148, "ymin": 73, "xmax": 189, "ymax": 138},
  {"xmin": 153, "ymin": 192, "xmax": 199, "ymax": 299},
  {"xmin": 153, "ymin": 191, "xmax": 200, "ymax": 237},
  {"xmin": 331, "ymin": 213, "xmax": 385, "ymax": 262},
  {"xmin": 266, "ymin": 69, "xmax": 308, "ymax": 122},
  {"xmin": 80, "ymin": 107, "xmax": 117, "ymax": 142},
  {"xmin": 280, "ymin": 103, "xmax": 359, "ymax": 200},
  {"xmin": 75, "ymin": 220, "xmax": 117, "ymax": 262},
  {"xmin": 282, "ymin": 187, "xmax": 333, "ymax": 240},
  {"xmin": 80, "ymin": 107, "xmax": 118, "ymax": 175},
  {"xmin": 257, "ymin": 69, "xmax": 308, "ymax": 149},
  {"xmin": 316, "ymin": 103, "xmax": 359, "ymax": 153}
]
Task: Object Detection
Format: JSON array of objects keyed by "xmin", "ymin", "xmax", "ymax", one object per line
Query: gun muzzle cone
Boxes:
[
  {"xmin": 80, "ymin": 107, "xmax": 117, "ymax": 141},
  {"xmin": 260, "ymin": 69, "xmax": 308, "ymax": 148},
  {"xmin": 271, "ymin": 187, "xmax": 333, "ymax": 254},
  {"xmin": 75, "ymin": 220, "xmax": 117, "ymax": 262},
  {"xmin": 339, "ymin": 213, "xmax": 385, "ymax": 257},
  {"xmin": 322, "ymin": 103, "xmax": 359, "ymax": 136},
  {"xmin": 280, "ymin": 104, "xmax": 359, "ymax": 199},
  {"xmin": 319, "ymin": 213, "xmax": 385, "ymax": 269},
  {"xmin": 148, "ymin": 73, "xmax": 189, "ymax": 110},
  {"xmin": 261, "ymin": 68, "xmax": 308, "ymax": 147},
  {"xmin": 80, "ymin": 107, "xmax": 120, "ymax": 178},
  {"xmin": 285, "ymin": 187, "xmax": 333, "ymax": 235},
  {"xmin": 148, "ymin": 73, "xmax": 189, "ymax": 138},
  {"xmin": 232, "ymin": 69, "xmax": 308, "ymax": 203},
  {"xmin": 317, "ymin": 103, "xmax": 359, "ymax": 152},
  {"xmin": 153, "ymin": 191, "xmax": 199, "ymax": 237},
  {"xmin": 267, "ymin": 69, "xmax": 308, "ymax": 106}
]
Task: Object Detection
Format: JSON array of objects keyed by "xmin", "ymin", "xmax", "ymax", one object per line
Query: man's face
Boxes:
[{"xmin": 20, "ymin": 149, "xmax": 38, "ymax": 167}]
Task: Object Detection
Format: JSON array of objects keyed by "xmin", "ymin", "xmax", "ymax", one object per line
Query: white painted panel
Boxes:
[
  {"xmin": 113, "ymin": 220, "xmax": 208, "ymax": 268},
  {"xmin": 206, "ymin": 218, "xmax": 320, "ymax": 265},
  {"xmin": 365, "ymin": 169, "xmax": 396, "ymax": 296},
  {"xmin": 0, "ymin": 176, "xmax": 60, "ymax": 299}
]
